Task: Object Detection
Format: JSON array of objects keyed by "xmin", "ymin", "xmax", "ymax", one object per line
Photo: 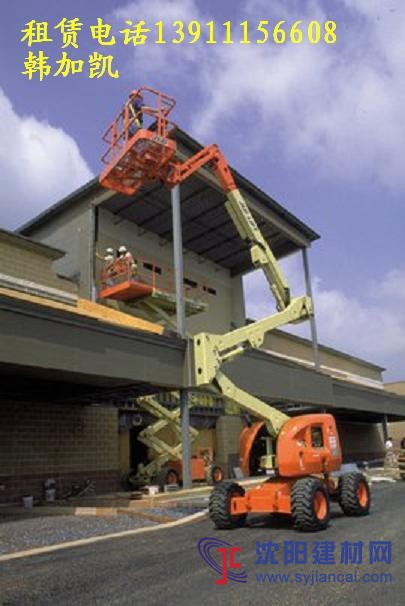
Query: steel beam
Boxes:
[
  {"xmin": 382, "ymin": 414, "xmax": 389, "ymax": 442},
  {"xmin": 0, "ymin": 296, "xmax": 185, "ymax": 388},
  {"xmin": 2, "ymin": 294, "xmax": 405, "ymax": 420},
  {"xmin": 175, "ymin": 149, "xmax": 312, "ymax": 248},
  {"xmin": 302, "ymin": 247, "xmax": 321, "ymax": 370},
  {"xmin": 171, "ymin": 185, "xmax": 192, "ymax": 488}
]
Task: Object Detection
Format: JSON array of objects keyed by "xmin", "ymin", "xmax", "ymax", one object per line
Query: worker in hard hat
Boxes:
[
  {"xmin": 105, "ymin": 247, "xmax": 114, "ymax": 261},
  {"xmin": 127, "ymin": 93, "xmax": 144, "ymax": 137},
  {"xmin": 102, "ymin": 247, "xmax": 116, "ymax": 286},
  {"xmin": 384, "ymin": 436, "xmax": 397, "ymax": 470},
  {"xmin": 117, "ymin": 245, "xmax": 138, "ymax": 279}
]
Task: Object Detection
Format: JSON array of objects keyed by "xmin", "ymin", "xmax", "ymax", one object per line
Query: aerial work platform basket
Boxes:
[
  {"xmin": 99, "ymin": 278, "xmax": 154, "ymax": 302},
  {"xmin": 98, "ymin": 256, "xmax": 207, "ymax": 319},
  {"xmin": 99, "ymin": 87, "xmax": 177, "ymax": 196}
]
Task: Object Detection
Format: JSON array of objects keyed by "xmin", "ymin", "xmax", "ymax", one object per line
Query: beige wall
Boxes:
[
  {"xmin": 0, "ymin": 237, "xmax": 76, "ymax": 294},
  {"xmin": 215, "ymin": 415, "xmax": 244, "ymax": 474},
  {"xmin": 24, "ymin": 201, "xmax": 90, "ymax": 297},
  {"xmin": 26, "ymin": 201, "xmax": 246, "ymax": 334},
  {"xmin": 263, "ymin": 330, "xmax": 383, "ymax": 385},
  {"xmin": 385, "ymin": 382, "xmax": 405, "ymax": 396},
  {"xmin": 0, "ymin": 403, "xmax": 119, "ymax": 503},
  {"xmin": 388, "ymin": 421, "xmax": 405, "ymax": 446},
  {"xmin": 97, "ymin": 207, "xmax": 245, "ymax": 333},
  {"xmin": 385, "ymin": 383, "xmax": 405, "ymax": 445}
]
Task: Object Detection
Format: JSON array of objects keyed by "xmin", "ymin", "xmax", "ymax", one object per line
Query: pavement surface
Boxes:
[
  {"xmin": 0, "ymin": 482, "xmax": 404, "ymax": 606},
  {"xmin": 0, "ymin": 514, "xmax": 157, "ymax": 555}
]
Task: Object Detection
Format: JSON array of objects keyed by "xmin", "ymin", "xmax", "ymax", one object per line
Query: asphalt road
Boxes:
[{"xmin": 0, "ymin": 482, "xmax": 404, "ymax": 606}]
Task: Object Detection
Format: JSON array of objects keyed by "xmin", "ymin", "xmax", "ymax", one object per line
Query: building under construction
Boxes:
[{"xmin": 1, "ymin": 88, "xmax": 405, "ymax": 503}]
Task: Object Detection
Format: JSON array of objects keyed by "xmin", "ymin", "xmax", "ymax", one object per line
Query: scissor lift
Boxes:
[
  {"xmin": 127, "ymin": 393, "xmax": 224, "ymax": 488},
  {"xmin": 98, "ymin": 252, "xmax": 207, "ymax": 328}
]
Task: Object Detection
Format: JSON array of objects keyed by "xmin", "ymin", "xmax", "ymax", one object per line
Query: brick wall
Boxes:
[
  {"xmin": 0, "ymin": 239, "xmax": 76, "ymax": 293},
  {"xmin": 0, "ymin": 402, "xmax": 119, "ymax": 503}
]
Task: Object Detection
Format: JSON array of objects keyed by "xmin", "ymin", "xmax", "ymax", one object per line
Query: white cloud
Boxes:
[
  {"xmin": 0, "ymin": 89, "xmax": 93, "ymax": 229},
  {"xmin": 244, "ymin": 255, "xmax": 405, "ymax": 379},
  {"xmin": 113, "ymin": 0, "xmax": 204, "ymax": 74},
  {"xmin": 370, "ymin": 268, "xmax": 405, "ymax": 301},
  {"xmin": 114, "ymin": 0, "xmax": 405, "ymax": 191},
  {"xmin": 113, "ymin": 0, "xmax": 405, "ymax": 377}
]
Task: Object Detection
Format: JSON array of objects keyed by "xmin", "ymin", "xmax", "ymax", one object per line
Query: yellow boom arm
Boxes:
[{"xmin": 169, "ymin": 147, "xmax": 313, "ymax": 437}]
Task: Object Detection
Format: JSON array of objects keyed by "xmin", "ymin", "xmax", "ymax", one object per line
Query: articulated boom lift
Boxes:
[{"xmin": 100, "ymin": 87, "xmax": 370, "ymax": 531}]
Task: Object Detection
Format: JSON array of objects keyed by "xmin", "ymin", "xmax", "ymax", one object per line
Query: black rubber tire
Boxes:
[
  {"xmin": 156, "ymin": 468, "xmax": 180, "ymax": 491},
  {"xmin": 206, "ymin": 463, "xmax": 225, "ymax": 486},
  {"xmin": 291, "ymin": 477, "xmax": 331, "ymax": 531},
  {"xmin": 339, "ymin": 472, "xmax": 370, "ymax": 516},
  {"xmin": 209, "ymin": 482, "xmax": 247, "ymax": 529}
]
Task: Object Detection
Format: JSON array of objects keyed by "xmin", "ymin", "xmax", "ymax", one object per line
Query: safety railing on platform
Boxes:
[
  {"xmin": 99, "ymin": 254, "xmax": 212, "ymax": 302},
  {"xmin": 101, "ymin": 86, "xmax": 177, "ymax": 168}
]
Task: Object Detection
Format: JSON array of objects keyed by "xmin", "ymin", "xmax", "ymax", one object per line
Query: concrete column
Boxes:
[
  {"xmin": 215, "ymin": 415, "xmax": 244, "ymax": 475},
  {"xmin": 171, "ymin": 185, "xmax": 192, "ymax": 488},
  {"xmin": 90, "ymin": 204, "xmax": 98, "ymax": 302},
  {"xmin": 302, "ymin": 247, "xmax": 321, "ymax": 370},
  {"xmin": 231, "ymin": 275, "xmax": 246, "ymax": 328},
  {"xmin": 382, "ymin": 414, "xmax": 389, "ymax": 443},
  {"xmin": 79, "ymin": 204, "xmax": 97, "ymax": 301},
  {"xmin": 171, "ymin": 185, "xmax": 186, "ymax": 337}
]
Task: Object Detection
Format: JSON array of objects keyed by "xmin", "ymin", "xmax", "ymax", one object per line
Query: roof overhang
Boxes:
[
  {"xmin": 98, "ymin": 128, "xmax": 319, "ymax": 275},
  {"xmin": 19, "ymin": 128, "xmax": 319, "ymax": 276}
]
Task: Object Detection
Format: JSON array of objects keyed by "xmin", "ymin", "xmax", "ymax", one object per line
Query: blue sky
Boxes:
[{"xmin": 0, "ymin": 0, "xmax": 404, "ymax": 379}]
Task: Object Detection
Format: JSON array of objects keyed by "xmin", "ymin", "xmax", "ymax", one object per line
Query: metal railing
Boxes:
[
  {"xmin": 99, "ymin": 254, "xmax": 210, "ymax": 302},
  {"xmin": 101, "ymin": 86, "xmax": 176, "ymax": 167}
]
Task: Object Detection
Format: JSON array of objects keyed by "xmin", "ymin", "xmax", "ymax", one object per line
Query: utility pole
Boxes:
[{"xmin": 171, "ymin": 185, "xmax": 192, "ymax": 488}]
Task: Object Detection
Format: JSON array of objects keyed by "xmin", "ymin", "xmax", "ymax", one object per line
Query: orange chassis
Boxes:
[
  {"xmin": 233, "ymin": 414, "xmax": 342, "ymax": 516},
  {"xmin": 230, "ymin": 475, "xmax": 338, "ymax": 516},
  {"xmin": 210, "ymin": 414, "xmax": 370, "ymax": 531}
]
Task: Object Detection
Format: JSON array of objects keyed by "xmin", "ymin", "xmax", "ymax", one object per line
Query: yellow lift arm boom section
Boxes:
[{"xmin": 167, "ymin": 144, "xmax": 313, "ymax": 437}]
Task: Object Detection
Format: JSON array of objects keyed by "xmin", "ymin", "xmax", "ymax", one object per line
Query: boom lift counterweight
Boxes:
[{"xmin": 100, "ymin": 86, "xmax": 370, "ymax": 531}]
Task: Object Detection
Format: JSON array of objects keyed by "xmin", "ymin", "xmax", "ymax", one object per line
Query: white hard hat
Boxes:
[
  {"xmin": 118, "ymin": 245, "xmax": 127, "ymax": 253},
  {"xmin": 106, "ymin": 247, "xmax": 114, "ymax": 254}
]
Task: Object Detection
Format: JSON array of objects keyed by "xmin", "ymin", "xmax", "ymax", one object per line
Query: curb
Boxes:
[
  {"xmin": 75, "ymin": 507, "xmax": 118, "ymax": 517},
  {"xmin": 0, "ymin": 509, "xmax": 209, "ymax": 563}
]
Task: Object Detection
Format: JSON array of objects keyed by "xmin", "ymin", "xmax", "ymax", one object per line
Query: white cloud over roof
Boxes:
[
  {"xmin": 0, "ymin": 88, "xmax": 93, "ymax": 229},
  {"xmin": 244, "ymin": 254, "xmax": 405, "ymax": 380},
  {"xmin": 114, "ymin": 0, "xmax": 405, "ymax": 191}
]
